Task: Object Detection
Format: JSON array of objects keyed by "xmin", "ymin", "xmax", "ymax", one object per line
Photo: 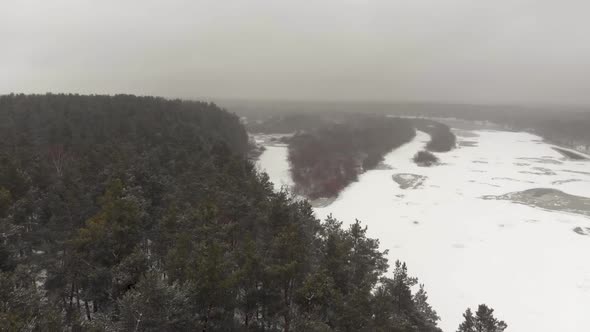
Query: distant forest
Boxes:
[
  {"xmin": 247, "ymin": 113, "xmax": 331, "ymax": 134},
  {"xmin": 288, "ymin": 118, "xmax": 416, "ymax": 199},
  {"xmin": 391, "ymin": 106, "xmax": 590, "ymax": 152},
  {"xmin": 0, "ymin": 94, "xmax": 503, "ymax": 331},
  {"xmin": 229, "ymin": 100, "xmax": 590, "ymax": 152},
  {"xmin": 411, "ymin": 119, "xmax": 456, "ymax": 152},
  {"xmin": 249, "ymin": 113, "xmax": 456, "ymax": 199}
]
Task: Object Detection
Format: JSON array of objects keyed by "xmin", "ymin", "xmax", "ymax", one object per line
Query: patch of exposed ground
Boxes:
[
  {"xmin": 561, "ymin": 169, "xmax": 590, "ymax": 176},
  {"xmin": 468, "ymin": 180, "xmax": 500, "ymax": 188},
  {"xmin": 453, "ymin": 129, "xmax": 479, "ymax": 138},
  {"xmin": 519, "ymin": 167, "xmax": 557, "ymax": 176},
  {"xmin": 458, "ymin": 141, "xmax": 478, "ymax": 147},
  {"xmin": 492, "ymin": 177, "xmax": 535, "ymax": 184},
  {"xmin": 552, "ymin": 179, "xmax": 584, "ymax": 185},
  {"xmin": 517, "ymin": 157, "xmax": 562, "ymax": 165},
  {"xmin": 482, "ymin": 188, "xmax": 590, "ymax": 217},
  {"xmin": 374, "ymin": 162, "xmax": 394, "ymax": 170},
  {"xmin": 392, "ymin": 173, "xmax": 427, "ymax": 189},
  {"xmin": 573, "ymin": 227, "xmax": 590, "ymax": 236},
  {"xmin": 552, "ymin": 147, "xmax": 588, "ymax": 160}
]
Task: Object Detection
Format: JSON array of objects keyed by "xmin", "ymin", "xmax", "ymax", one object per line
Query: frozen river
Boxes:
[{"xmin": 255, "ymin": 129, "xmax": 590, "ymax": 332}]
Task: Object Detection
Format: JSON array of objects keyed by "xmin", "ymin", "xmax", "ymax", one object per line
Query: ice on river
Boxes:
[
  {"xmin": 256, "ymin": 144, "xmax": 294, "ymax": 192},
  {"xmin": 256, "ymin": 130, "xmax": 590, "ymax": 332}
]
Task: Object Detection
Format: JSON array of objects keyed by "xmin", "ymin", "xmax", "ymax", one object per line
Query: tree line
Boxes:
[
  {"xmin": 410, "ymin": 119, "xmax": 456, "ymax": 153},
  {"xmin": 0, "ymin": 94, "xmax": 503, "ymax": 331},
  {"xmin": 288, "ymin": 117, "xmax": 416, "ymax": 199},
  {"xmin": 234, "ymin": 100, "xmax": 590, "ymax": 152},
  {"xmin": 390, "ymin": 105, "xmax": 590, "ymax": 152},
  {"xmin": 285, "ymin": 116, "xmax": 457, "ymax": 199}
]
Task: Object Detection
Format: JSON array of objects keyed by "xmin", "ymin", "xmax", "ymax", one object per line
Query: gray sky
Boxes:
[{"xmin": 2, "ymin": 0, "xmax": 590, "ymax": 105}]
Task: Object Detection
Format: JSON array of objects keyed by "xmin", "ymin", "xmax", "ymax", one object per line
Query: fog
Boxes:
[{"xmin": 2, "ymin": 0, "xmax": 590, "ymax": 105}]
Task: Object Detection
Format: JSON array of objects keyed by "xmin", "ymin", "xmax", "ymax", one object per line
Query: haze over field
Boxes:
[{"xmin": 2, "ymin": 0, "xmax": 590, "ymax": 105}]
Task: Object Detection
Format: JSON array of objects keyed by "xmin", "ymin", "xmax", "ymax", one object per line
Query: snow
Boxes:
[
  {"xmin": 255, "ymin": 130, "xmax": 590, "ymax": 332},
  {"xmin": 256, "ymin": 145, "xmax": 294, "ymax": 192}
]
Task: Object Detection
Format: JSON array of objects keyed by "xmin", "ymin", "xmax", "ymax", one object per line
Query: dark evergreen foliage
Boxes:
[
  {"xmin": 551, "ymin": 147, "xmax": 587, "ymax": 160},
  {"xmin": 457, "ymin": 304, "xmax": 507, "ymax": 332},
  {"xmin": 247, "ymin": 113, "xmax": 329, "ymax": 134},
  {"xmin": 412, "ymin": 119, "xmax": 456, "ymax": 152},
  {"xmin": 0, "ymin": 94, "xmax": 495, "ymax": 331},
  {"xmin": 413, "ymin": 151, "xmax": 439, "ymax": 166},
  {"xmin": 288, "ymin": 117, "xmax": 416, "ymax": 199},
  {"xmin": 232, "ymin": 100, "xmax": 590, "ymax": 152}
]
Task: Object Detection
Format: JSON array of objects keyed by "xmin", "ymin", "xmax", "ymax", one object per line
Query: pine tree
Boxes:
[
  {"xmin": 0, "ymin": 187, "xmax": 10, "ymax": 218},
  {"xmin": 0, "ymin": 94, "xmax": 498, "ymax": 331},
  {"xmin": 457, "ymin": 305, "xmax": 507, "ymax": 332},
  {"xmin": 474, "ymin": 304, "xmax": 507, "ymax": 332},
  {"xmin": 414, "ymin": 284, "xmax": 440, "ymax": 325},
  {"xmin": 457, "ymin": 308, "xmax": 476, "ymax": 332},
  {"xmin": 117, "ymin": 271, "xmax": 194, "ymax": 331}
]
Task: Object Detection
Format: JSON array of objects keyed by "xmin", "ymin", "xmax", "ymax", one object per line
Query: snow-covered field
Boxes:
[{"xmin": 255, "ymin": 129, "xmax": 590, "ymax": 332}]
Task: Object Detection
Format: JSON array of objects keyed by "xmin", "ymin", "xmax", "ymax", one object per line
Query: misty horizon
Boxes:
[{"xmin": 2, "ymin": 0, "xmax": 590, "ymax": 106}]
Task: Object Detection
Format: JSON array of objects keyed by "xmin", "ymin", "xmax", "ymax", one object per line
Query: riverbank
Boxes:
[{"xmin": 257, "ymin": 127, "xmax": 590, "ymax": 332}]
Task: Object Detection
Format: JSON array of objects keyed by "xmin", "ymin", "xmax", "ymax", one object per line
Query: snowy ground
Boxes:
[
  {"xmin": 255, "ymin": 141, "xmax": 294, "ymax": 192},
  {"xmin": 255, "ymin": 129, "xmax": 590, "ymax": 332}
]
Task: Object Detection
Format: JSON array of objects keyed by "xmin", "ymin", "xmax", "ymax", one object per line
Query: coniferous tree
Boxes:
[
  {"xmin": 457, "ymin": 308, "xmax": 476, "ymax": 332},
  {"xmin": 117, "ymin": 272, "xmax": 195, "ymax": 331},
  {"xmin": 474, "ymin": 304, "xmax": 507, "ymax": 332},
  {"xmin": 0, "ymin": 94, "xmax": 487, "ymax": 331},
  {"xmin": 457, "ymin": 305, "xmax": 507, "ymax": 332},
  {"xmin": 414, "ymin": 284, "xmax": 440, "ymax": 326}
]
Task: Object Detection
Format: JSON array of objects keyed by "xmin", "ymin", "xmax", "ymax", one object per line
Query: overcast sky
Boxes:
[{"xmin": 1, "ymin": 0, "xmax": 589, "ymax": 105}]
